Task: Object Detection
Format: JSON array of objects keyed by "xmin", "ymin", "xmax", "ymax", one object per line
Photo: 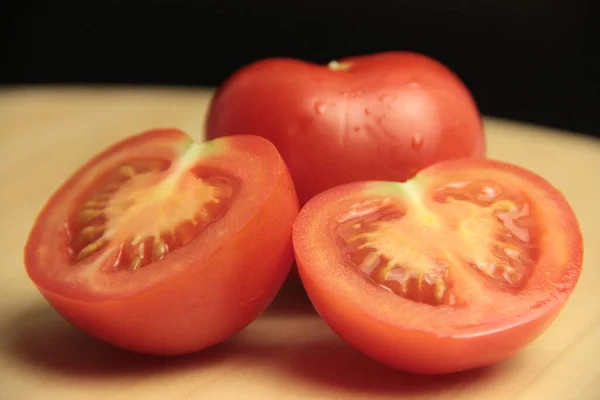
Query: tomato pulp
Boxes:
[
  {"xmin": 24, "ymin": 129, "xmax": 299, "ymax": 355},
  {"xmin": 293, "ymin": 158, "xmax": 583, "ymax": 374},
  {"xmin": 206, "ymin": 51, "xmax": 485, "ymax": 205}
]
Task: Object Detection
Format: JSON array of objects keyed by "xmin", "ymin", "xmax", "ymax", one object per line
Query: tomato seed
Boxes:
[
  {"xmin": 118, "ymin": 165, "xmax": 136, "ymax": 178},
  {"xmin": 152, "ymin": 239, "xmax": 168, "ymax": 261},
  {"xmin": 77, "ymin": 238, "xmax": 107, "ymax": 261},
  {"xmin": 80, "ymin": 209, "xmax": 103, "ymax": 223}
]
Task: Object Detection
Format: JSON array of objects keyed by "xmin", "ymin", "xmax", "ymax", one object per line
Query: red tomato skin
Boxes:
[
  {"xmin": 25, "ymin": 131, "xmax": 299, "ymax": 355},
  {"xmin": 206, "ymin": 51, "xmax": 485, "ymax": 205},
  {"xmin": 292, "ymin": 159, "xmax": 583, "ymax": 374}
]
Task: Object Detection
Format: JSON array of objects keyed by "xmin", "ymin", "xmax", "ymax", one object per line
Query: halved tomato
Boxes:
[
  {"xmin": 293, "ymin": 158, "xmax": 583, "ymax": 374},
  {"xmin": 24, "ymin": 129, "xmax": 299, "ymax": 355}
]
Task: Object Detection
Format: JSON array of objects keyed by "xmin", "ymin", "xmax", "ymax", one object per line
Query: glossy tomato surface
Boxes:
[
  {"xmin": 24, "ymin": 129, "xmax": 299, "ymax": 355},
  {"xmin": 293, "ymin": 158, "xmax": 583, "ymax": 374},
  {"xmin": 206, "ymin": 51, "xmax": 485, "ymax": 205}
]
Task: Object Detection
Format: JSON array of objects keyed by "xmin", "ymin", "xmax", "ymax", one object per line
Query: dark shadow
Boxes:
[
  {"xmin": 263, "ymin": 273, "xmax": 316, "ymax": 316},
  {"xmin": 6, "ymin": 292, "xmax": 506, "ymax": 395},
  {"xmin": 229, "ymin": 317, "xmax": 506, "ymax": 396},
  {"xmin": 280, "ymin": 338, "xmax": 502, "ymax": 395},
  {"xmin": 3, "ymin": 303, "xmax": 237, "ymax": 379}
]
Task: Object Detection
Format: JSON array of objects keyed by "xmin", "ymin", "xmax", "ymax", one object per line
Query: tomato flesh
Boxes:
[
  {"xmin": 25, "ymin": 129, "xmax": 299, "ymax": 355},
  {"xmin": 293, "ymin": 158, "xmax": 583, "ymax": 374}
]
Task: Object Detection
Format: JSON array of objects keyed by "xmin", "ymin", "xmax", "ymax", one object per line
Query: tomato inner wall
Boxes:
[
  {"xmin": 335, "ymin": 180, "xmax": 541, "ymax": 307},
  {"xmin": 66, "ymin": 158, "xmax": 237, "ymax": 272}
]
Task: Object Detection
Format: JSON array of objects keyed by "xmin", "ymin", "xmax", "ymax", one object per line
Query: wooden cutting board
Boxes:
[{"xmin": 1, "ymin": 86, "xmax": 598, "ymax": 400}]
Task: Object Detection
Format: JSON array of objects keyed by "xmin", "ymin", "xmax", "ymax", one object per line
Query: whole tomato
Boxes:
[{"xmin": 206, "ymin": 51, "xmax": 485, "ymax": 205}]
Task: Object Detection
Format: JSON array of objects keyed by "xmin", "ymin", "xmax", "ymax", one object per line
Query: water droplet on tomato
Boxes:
[
  {"xmin": 474, "ymin": 184, "xmax": 500, "ymax": 203},
  {"xmin": 342, "ymin": 90, "xmax": 363, "ymax": 98},
  {"xmin": 314, "ymin": 101, "xmax": 327, "ymax": 115},
  {"xmin": 411, "ymin": 134, "xmax": 424, "ymax": 151}
]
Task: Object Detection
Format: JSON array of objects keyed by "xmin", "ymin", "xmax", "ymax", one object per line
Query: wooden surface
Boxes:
[{"xmin": 1, "ymin": 86, "xmax": 599, "ymax": 400}]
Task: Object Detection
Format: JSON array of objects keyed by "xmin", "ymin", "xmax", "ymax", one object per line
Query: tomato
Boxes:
[
  {"xmin": 292, "ymin": 158, "xmax": 583, "ymax": 374},
  {"xmin": 206, "ymin": 51, "xmax": 485, "ymax": 205},
  {"xmin": 24, "ymin": 129, "xmax": 299, "ymax": 355}
]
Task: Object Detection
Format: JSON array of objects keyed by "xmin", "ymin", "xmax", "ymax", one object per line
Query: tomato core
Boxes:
[
  {"xmin": 334, "ymin": 178, "xmax": 540, "ymax": 307},
  {"xmin": 66, "ymin": 155, "xmax": 237, "ymax": 272}
]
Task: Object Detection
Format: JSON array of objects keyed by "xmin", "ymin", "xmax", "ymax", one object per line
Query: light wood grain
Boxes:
[{"xmin": 1, "ymin": 86, "xmax": 599, "ymax": 400}]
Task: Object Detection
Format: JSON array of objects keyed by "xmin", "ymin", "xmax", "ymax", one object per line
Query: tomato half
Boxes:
[
  {"xmin": 293, "ymin": 158, "xmax": 583, "ymax": 374},
  {"xmin": 206, "ymin": 51, "xmax": 485, "ymax": 205},
  {"xmin": 24, "ymin": 129, "xmax": 299, "ymax": 355}
]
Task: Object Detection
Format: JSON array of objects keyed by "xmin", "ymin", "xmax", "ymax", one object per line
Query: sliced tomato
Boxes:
[
  {"xmin": 293, "ymin": 158, "xmax": 583, "ymax": 374},
  {"xmin": 24, "ymin": 129, "xmax": 299, "ymax": 355}
]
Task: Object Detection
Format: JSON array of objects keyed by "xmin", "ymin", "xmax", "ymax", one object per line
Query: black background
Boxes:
[{"xmin": 1, "ymin": 0, "xmax": 598, "ymax": 136}]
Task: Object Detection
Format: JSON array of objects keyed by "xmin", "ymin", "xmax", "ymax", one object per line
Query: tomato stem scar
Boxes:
[{"xmin": 328, "ymin": 60, "xmax": 352, "ymax": 71}]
